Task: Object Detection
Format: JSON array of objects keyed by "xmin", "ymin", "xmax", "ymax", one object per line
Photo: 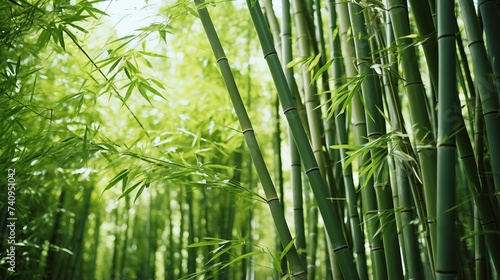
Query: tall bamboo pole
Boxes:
[
  {"xmin": 335, "ymin": 2, "xmax": 389, "ymax": 279},
  {"xmin": 386, "ymin": 0, "xmax": 438, "ymax": 265},
  {"xmin": 192, "ymin": 1, "xmax": 306, "ymax": 277},
  {"xmin": 408, "ymin": 0, "xmax": 438, "ymax": 131},
  {"xmin": 347, "ymin": 3, "xmax": 403, "ymax": 280},
  {"xmin": 458, "ymin": 0, "xmax": 500, "ymax": 199},
  {"xmin": 377, "ymin": 2, "xmax": 426, "ymax": 277},
  {"xmin": 435, "ymin": 1, "xmax": 458, "ymax": 279},
  {"xmin": 280, "ymin": 0, "xmax": 307, "ymax": 269},
  {"xmin": 326, "ymin": 1, "xmax": 368, "ymax": 278},
  {"xmin": 289, "ymin": 1, "xmax": 329, "ymax": 277},
  {"xmin": 349, "ymin": 4, "xmax": 404, "ymax": 280},
  {"xmin": 478, "ymin": 0, "xmax": 500, "ymax": 100},
  {"xmin": 246, "ymin": 1, "xmax": 359, "ymax": 278}
]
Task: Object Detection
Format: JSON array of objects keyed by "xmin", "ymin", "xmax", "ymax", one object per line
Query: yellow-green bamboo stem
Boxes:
[
  {"xmin": 436, "ymin": 1, "xmax": 458, "ymax": 279},
  {"xmin": 193, "ymin": 1, "xmax": 306, "ymax": 277},
  {"xmin": 386, "ymin": 0, "xmax": 438, "ymax": 265},
  {"xmin": 247, "ymin": 1, "xmax": 359, "ymax": 278}
]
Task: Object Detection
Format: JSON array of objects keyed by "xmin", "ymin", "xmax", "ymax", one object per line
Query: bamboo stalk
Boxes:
[
  {"xmin": 326, "ymin": 1, "xmax": 368, "ymax": 278},
  {"xmin": 246, "ymin": 1, "xmax": 360, "ymax": 278},
  {"xmin": 386, "ymin": 0, "xmax": 438, "ymax": 265},
  {"xmin": 335, "ymin": 2, "xmax": 390, "ymax": 279},
  {"xmin": 436, "ymin": 1, "xmax": 458, "ymax": 278},
  {"xmin": 458, "ymin": 0, "xmax": 500, "ymax": 200},
  {"xmin": 349, "ymin": 3, "xmax": 406, "ymax": 279},
  {"xmin": 193, "ymin": 1, "xmax": 306, "ymax": 277},
  {"xmin": 478, "ymin": 0, "xmax": 500, "ymax": 100},
  {"xmin": 281, "ymin": 0, "xmax": 307, "ymax": 269}
]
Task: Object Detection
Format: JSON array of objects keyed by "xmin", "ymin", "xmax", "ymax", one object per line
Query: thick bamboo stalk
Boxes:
[
  {"xmin": 246, "ymin": 1, "xmax": 359, "ymax": 278},
  {"xmin": 458, "ymin": 0, "xmax": 500, "ymax": 198},
  {"xmin": 436, "ymin": 1, "xmax": 458, "ymax": 279},
  {"xmin": 290, "ymin": 0, "xmax": 327, "ymax": 185},
  {"xmin": 326, "ymin": 1, "xmax": 368, "ymax": 279},
  {"xmin": 335, "ymin": 2, "xmax": 389, "ymax": 279},
  {"xmin": 280, "ymin": 0, "xmax": 307, "ymax": 269},
  {"xmin": 386, "ymin": 0, "xmax": 438, "ymax": 264},
  {"xmin": 348, "ymin": 3, "xmax": 404, "ymax": 280},
  {"xmin": 408, "ymin": 0, "xmax": 438, "ymax": 130},
  {"xmin": 478, "ymin": 0, "xmax": 500, "ymax": 100},
  {"xmin": 378, "ymin": 3, "xmax": 425, "ymax": 277},
  {"xmin": 263, "ymin": 0, "xmax": 282, "ymax": 62},
  {"xmin": 193, "ymin": 1, "xmax": 306, "ymax": 277}
]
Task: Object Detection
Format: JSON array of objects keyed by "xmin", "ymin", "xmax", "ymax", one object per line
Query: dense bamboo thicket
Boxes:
[{"xmin": 1, "ymin": 0, "xmax": 500, "ymax": 279}]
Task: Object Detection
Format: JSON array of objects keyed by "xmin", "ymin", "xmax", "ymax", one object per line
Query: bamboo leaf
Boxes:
[
  {"xmin": 107, "ymin": 57, "xmax": 122, "ymax": 75},
  {"xmin": 57, "ymin": 25, "xmax": 65, "ymax": 50},
  {"xmin": 280, "ymin": 237, "xmax": 297, "ymax": 260},
  {"xmin": 307, "ymin": 53, "xmax": 322, "ymax": 72},
  {"xmin": 134, "ymin": 182, "xmax": 149, "ymax": 203},
  {"xmin": 119, "ymin": 180, "xmax": 144, "ymax": 200},
  {"xmin": 137, "ymin": 51, "xmax": 168, "ymax": 58},
  {"xmin": 286, "ymin": 56, "xmax": 310, "ymax": 68},
  {"xmin": 220, "ymin": 251, "xmax": 263, "ymax": 270},
  {"xmin": 140, "ymin": 81, "xmax": 166, "ymax": 100},
  {"xmin": 311, "ymin": 58, "xmax": 334, "ymax": 83},
  {"xmin": 188, "ymin": 238, "xmax": 226, "ymax": 248},
  {"xmin": 104, "ymin": 169, "xmax": 129, "ymax": 192},
  {"xmin": 124, "ymin": 80, "xmax": 136, "ymax": 103},
  {"xmin": 151, "ymin": 78, "xmax": 166, "ymax": 89},
  {"xmin": 137, "ymin": 82, "xmax": 152, "ymax": 104}
]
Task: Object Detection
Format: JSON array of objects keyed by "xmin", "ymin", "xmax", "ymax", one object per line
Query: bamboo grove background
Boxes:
[{"xmin": 1, "ymin": 0, "xmax": 500, "ymax": 279}]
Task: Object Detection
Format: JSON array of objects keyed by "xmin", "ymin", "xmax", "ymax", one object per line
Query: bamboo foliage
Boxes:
[{"xmin": 4, "ymin": 0, "xmax": 500, "ymax": 279}]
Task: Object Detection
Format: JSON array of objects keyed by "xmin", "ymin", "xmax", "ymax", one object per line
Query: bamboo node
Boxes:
[
  {"xmin": 216, "ymin": 56, "xmax": 228, "ymax": 63},
  {"xmin": 263, "ymin": 51, "xmax": 277, "ymax": 59},
  {"xmin": 242, "ymin": 128, "xmax": 254, "ymax": 134},
  {"xmin": 305, "ymin": 167, "xmax": 320, "ymax": 174},
  {"xmin": 283, "ymin": 107, "xmax": 297, "ymax": 114},
  {"xmin": 332, "ymin": 245, "xmax": 349, "ymax": 252},
  {"xmin": 292, "ymin": 271, "xmax": 306, "ymax": 277},
  {"xmin": 266, "ymin": 197, "xmax": 279, "ymax": 203}
]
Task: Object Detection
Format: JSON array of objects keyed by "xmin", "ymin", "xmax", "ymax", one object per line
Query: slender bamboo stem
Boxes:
[
  {"xmin": 478, "ymin": 0, "xmax": 500, "ymax": 100},
  {"xmin": 335, "ymin": 2, "xmax": 389, "ymax": 279},
  {"xmin": 280, "ymin": 0, "xmax": 307, "ymax": 270},
  {"xmin": 349, "ymin": 3, "xmax": 404, "ymax": 279},
  {"xmin": 193, "ymin": 1, "xmax": 306, "ymax": 277},
  {"xmin": 458, "ymin": 0, "xmax": 500, "ymax": 201},
  {"xmin": 408, "ymin": 0, "xmax": 438, "ymax": 131},
  {"xmin": 326, "ymin": 1, "xmax": 368, "ymax": 279},
  {"xmin": 246, "ymin": 1, "xmax": 359, "ymax": 278},
  {"xmin": 386, "ymin": 1, "xmax": 438, "ymax": 266},
  {"xmin": 436, "ymin": 1, "xmax": 458, "ymax": 279}
]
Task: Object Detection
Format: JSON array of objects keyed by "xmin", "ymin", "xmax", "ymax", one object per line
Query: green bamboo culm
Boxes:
[
  {"xmin": 281, "ymin": 0, "xmax": 307, "ymax": 270},
  {"xmin": 386, "ymin": 0, "xmax": 438, "ymax": 265},
  {"xmin": 435, "ymin": 1, "xmax": 458, "ymax": 279},
  {"xmin": 336, "ymin": 2, "xmax": 389, "ymax": 279},
  {"xmin": 348, "ymin": 3, "xmax": 404, "ymax": 280},
  {"xmin": 458, "ymin": 0, "xmax": 500, "ymax": 199},
  {"xmin": 326, "ymin": 1, "xmax": 368, "ymax": 278},
  {"xmin": 192, "ymin": 1, "xmax": 306, "ymax": 278},
  {"xmin": 478, "ymin": 0, "xmax": 500, "ymax": 99},
  {"xmin": 246, "ymin": 1, "xmax": 359, "ymax": 279}
]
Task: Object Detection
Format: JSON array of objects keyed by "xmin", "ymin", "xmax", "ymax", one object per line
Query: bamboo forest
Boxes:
[{"xmin": 2, "ymin": 0, "xmax": 500, "ymax": 279}]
